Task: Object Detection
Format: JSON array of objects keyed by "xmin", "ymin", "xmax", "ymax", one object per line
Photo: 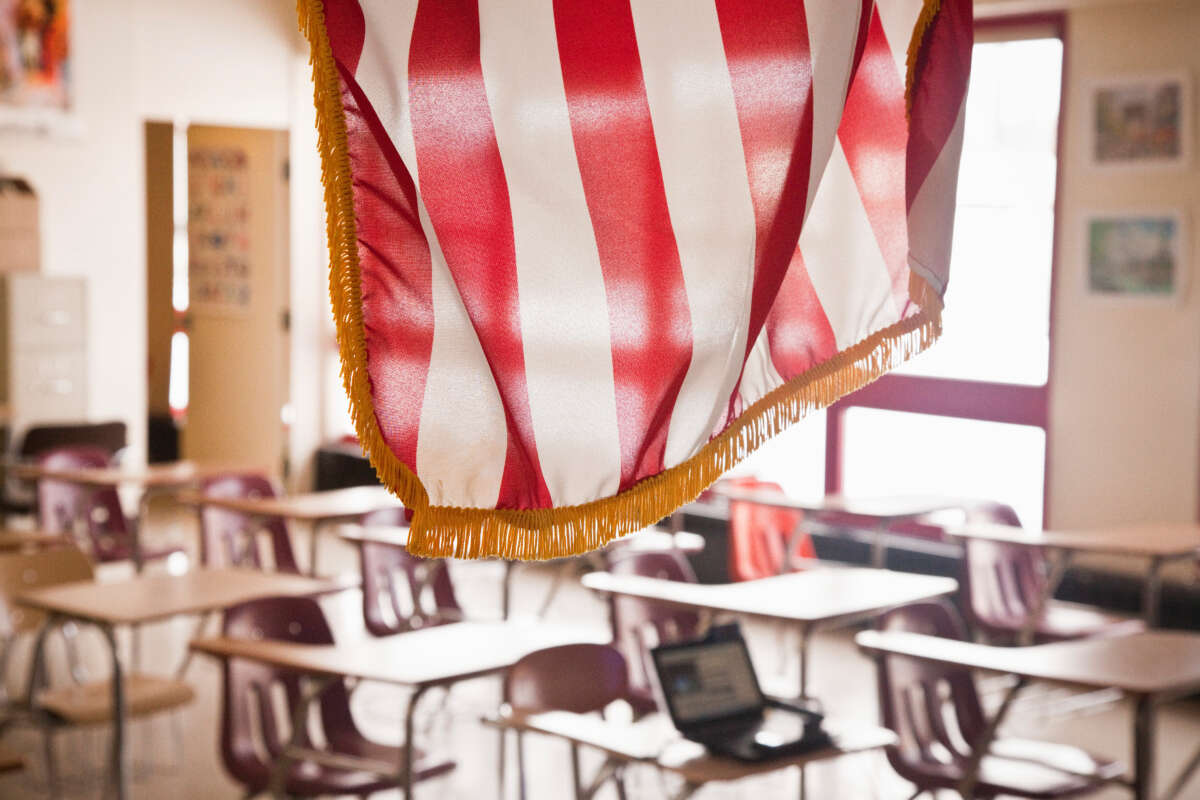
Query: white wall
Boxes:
[
  {"xmin": 1047, "ymin": 0, "xmax": 1200, "ymax": 529},
  {"xmin": 0, "ymin": 0, "xmax": 323, "ymax": 478}
]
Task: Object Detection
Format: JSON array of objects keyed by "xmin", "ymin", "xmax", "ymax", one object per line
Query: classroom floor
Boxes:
[{"xmin": 2, "ymin": 506, "xmax": 1199, "ymax": 799}]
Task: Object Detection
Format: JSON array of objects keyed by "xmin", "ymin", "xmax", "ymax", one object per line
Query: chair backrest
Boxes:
[
  {"xmin": 605, "ymin": 551, "xmax": 700, "ymax": 693},
  {"xmin": 962, "ymin": 539, "xmax": 1048, "ymax": 636},
  {"xmin": 0, "ymin": 546, "xmax": 94, "ymax": 637},
  {"xmin": 219, "ymin": 596, "xmax": 360, "ymax": 789},
  {"xmin": 506, "ymin": 644, "xmax": 629, "ymax": 715},
  {"xmin": 357, "ymin": 507, "xmax": 459, "ymax": 637},
  {"xmin": 957, "ymin": 503, "xmax": 1043, "ymax": 637},
  {"xmin": 198, "ymin": 474, "xmax": 299, "ymax": 573},
  {"xmin": 35, "ymin": 447, "xmax": 133, "ymax": 562},
  {"xmin": 725, "ymin": 476, "xmax": 814, "ymax": 581},
  {"xmin": 16, "ymin": 422, "xmax": 127, "ymax": 461},
  {"xmin": 873, "ymin": 601, "xmax": 987, "ymax": 786}
]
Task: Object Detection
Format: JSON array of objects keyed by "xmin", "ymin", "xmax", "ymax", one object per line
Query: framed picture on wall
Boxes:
[
  {"xmin": 1087, "ymin": 72, "xmax": 1192, "ymax": 168},
  {"xmin": 0, "ymin": 0, "xmax": 75, "ymax": 132},
  {"xmin": 1084, "ymin": 211, "xmax": 1188, "ymax": 300}
]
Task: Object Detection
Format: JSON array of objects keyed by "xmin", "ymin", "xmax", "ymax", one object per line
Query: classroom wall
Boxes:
[
  {"xmin": 1046, "ymin": 0, "xmax": 1200, "ymax": 529},
  {"xmin": 0, "ymin": 0, "xmax": 323, "ymax": 481}
]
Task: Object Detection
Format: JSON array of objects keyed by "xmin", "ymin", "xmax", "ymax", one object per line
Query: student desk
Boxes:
[
  {"xmin": 856, "ymin": 629, "xmax": 1200, "ymax": 800},
  {"xmin": 179, "ymin": 484, "xmax": 404, "ymax": 576},
  {"xmin": 582, "ymin": 567, "xmax": 957, "ymax": 698},
  {"xmin": 0, "ymin": 528, "xmax": 67, "ymax": 551},
  {"xmin": 14, "ymin": 459, "xmax": 258, "ymax": 569},
  {"xmin": 190, "ymin": 619, "xmax": 608, "ymax": 799},
  {"xmin": 341, "ymin": 523, "xmax": 707, "ymax": 619},
  {"xmin": 488, "ymin": 708, "xmax": 895, "ymax": 800},
  {"xmin": 714, "ymin": 488, "xmax": 969, "ymax": 568},
  {"xmin": 948, "ymin": 522, "xmax": 1200, "ymax": 628},
  {"xmin": 16, "ymin": 568, "xmax": 338, "ymax": 800}
]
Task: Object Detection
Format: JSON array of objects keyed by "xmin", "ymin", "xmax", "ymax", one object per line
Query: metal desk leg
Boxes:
[
  {"xmin": 269, "ymin": 675, "xmax": 336, "ymax": 798},
  {"xmin": 1161, "ymin": 739, "xmax": 1200, "ymax": 800},
  {"xmin": 1142, "ymin": 557, "xmax": 1164, "ymax": 627},
  {"xmin": 958, "ymin": 676, "xmax": 1028, "ymax": 799},
  {"xmin": 99, "ymin": 623, "xmax": 128, "ymax": 800},
  {"xmin": 502, "ymin": 562, "xmax": 516, "ymax": 620},
  {"xmin": 403, "ymin": 684, "xmax": 431, "ymax": 799},
  {"xmin": 797, "ymin": 625, "xmax": 813, "ymax": 699},
  {"xmin": 870, "ymin": 524, "xmax": 887, "ymax": 569},
  {"xmin": 1133, "ymin": 694, "xmax": 1156, "ymax": 800},
  {"xmin": 308, "ymin": 519, "xmax": 326, "ymax": 577},
  {"xmin": 1019, "ymin": 549, "xmax": 1072, "ymax": 646}
]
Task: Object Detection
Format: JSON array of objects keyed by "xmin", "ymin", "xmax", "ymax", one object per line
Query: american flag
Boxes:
[{"xmin": 301, "ymin": 0, "xmax": 972, "ymax": 559}]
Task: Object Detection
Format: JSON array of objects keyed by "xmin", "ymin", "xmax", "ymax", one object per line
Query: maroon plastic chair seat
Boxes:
[
  {"xmin": 219, "ymin": 595, "xmax": 455, "ymax": 797},
  {"xmin": 507, "ymin": 643, "xmax": 630, "ymax": 715},
  {"xmin": 357, "ymin": 508, "xmax": 463, "ymax": 636},
  {"xmin": 197, "ymin": 474, "xmax": 301, "ymax": 573},
  {"xmin": 872, "ymin": 601, "xmax": 1123, "ymax": 798},
  {"xmin": 35, "ymin": 446, "xmax": 183, "ymax": 564},
  {"xmin": 605, "ymin": 550, "xmax": 700, "ymax": 714}
]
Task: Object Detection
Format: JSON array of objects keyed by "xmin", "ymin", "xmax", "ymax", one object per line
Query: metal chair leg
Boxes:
[{"xmin": 42, "ymin": 727, "xmax": 61, "ymax": 799}]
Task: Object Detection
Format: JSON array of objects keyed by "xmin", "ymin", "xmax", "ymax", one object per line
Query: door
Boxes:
[{"xmin": 183, "ymin": 125, "xmax": 290, "ymax": 471}]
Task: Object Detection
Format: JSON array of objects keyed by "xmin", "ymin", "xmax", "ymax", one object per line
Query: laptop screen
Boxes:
[{"xmin": 652, "ymin": 638, "xmax": 764, "ymax": 726}]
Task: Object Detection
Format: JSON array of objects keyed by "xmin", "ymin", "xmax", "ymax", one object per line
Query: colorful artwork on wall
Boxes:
[{"xmin": 0, "ymin": 0, "xmax": 70, "ymax": 129}]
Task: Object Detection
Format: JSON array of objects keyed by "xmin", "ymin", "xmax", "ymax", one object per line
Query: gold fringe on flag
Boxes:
[{"xmin": 298, "ymin": 0, "xmax": 947, "ymax": 561}]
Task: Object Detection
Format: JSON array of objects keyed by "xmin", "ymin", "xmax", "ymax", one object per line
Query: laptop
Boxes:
[{"xmin": 650, "ymin": 625, "xmax": 831, "ymax": 762}]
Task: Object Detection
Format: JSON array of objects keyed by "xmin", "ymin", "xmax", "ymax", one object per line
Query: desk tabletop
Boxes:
[
  {"xmin": 856, "ymin": 630, "xmax": 1200, "ymax": 696},
  {"xmin": 338, "ymin": 524, "xmax": 705, "ymax": 556},
  {"xmin": 17, "ymin": 568, "xmax": 338, "ymax": 626},
  {"xmin": 0, "ymin": 529, "xmax": 67, "ymax": 551},
  {"xmin": 178, "ymin": 485, "xmax": 403, "ymax": 521},
  {"xmin": 11, "ymin": 459, "xmax": 264, "ymax": 489},
  {"xmin": 948, "ymin": 522, "xmax": 1200, "ymax": 559},
  {"xmin": 492, "ymin": 710, "xmax": 895, "ymax": 784},
  {"xmin": 715, "ymin": 489, "xmax": 967, "ymax": 521},
  {"xmin": 190, "ymin": 619, "xmax": 607, "ymax": 687},
  {"xmin": 582, "ymin": 568, "xmax": 957, "ymax": 627}
]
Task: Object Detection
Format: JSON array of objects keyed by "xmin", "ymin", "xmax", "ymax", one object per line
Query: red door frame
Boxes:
[{"xmin": 824, "ymin": 12, "xmax": 1068, "ymax": 527}]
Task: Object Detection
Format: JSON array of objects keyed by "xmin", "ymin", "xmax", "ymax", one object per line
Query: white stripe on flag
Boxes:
[
  {"xmin": 804, "ymin": 0, "xmax": 867, "ymax": 217},
  {"xmin": 907, "ymin": 98, "xmax": 967, "ymax": 295},
  {"xmin": 801, "ymin": 140, "xmax": 900, "ymax": 350},
  {"xmin": 357, "ymin": 0, "xmax": 509, "ymax": 508},
  {"xmin": 477, "ymin": 0, "xmax": 623, "ymax": 506},
  {"xmin": 738, "ymin": 327, "xmax": 786, "ymax": 412},
  {"xmin": 876, "ymin": 0, "xmax": 925, "ymax": 85},
  {"xmin": 629, "ymin": 0, "xmax": 759, "ymax": 467}
]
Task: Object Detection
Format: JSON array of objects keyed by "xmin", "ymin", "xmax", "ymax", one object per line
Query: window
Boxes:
[{"xmin": 831, "ymin": 20, "xmax": 1065, "ymax": 529}]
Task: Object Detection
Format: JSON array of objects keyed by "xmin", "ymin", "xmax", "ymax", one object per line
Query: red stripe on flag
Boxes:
[
  {"xmin": 716, "ymin": 0, "xmax": 834, "ymax": 386},
  {"xmin": 323, "ymin": 0, "xmax": 365, "ymax": 75},
  {"xmin": 554, "ymin": 0, "xmax": 694, "ymax": 490},
  {"xmin": 839, "ymin": 10, "xmax": 911, "ymax": 314},
  {"xmin": 408, "ymin": 0, "xmax": 552, "ymax": 509},
  {"xmin": 337, "ymin": 66, "xmax": 435, "ymax": 473},
  {"xmin": 907, "ymin": 0, "xmax": 973, "ymax": 210},
  {"xmin": 765, "ymin": 249, "xmax": 837, "ymax": 380}
]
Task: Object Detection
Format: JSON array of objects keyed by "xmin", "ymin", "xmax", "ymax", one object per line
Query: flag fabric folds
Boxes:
[{"xmin": 298, "ymin": 0, "xmax": 973, "ymax": 560}]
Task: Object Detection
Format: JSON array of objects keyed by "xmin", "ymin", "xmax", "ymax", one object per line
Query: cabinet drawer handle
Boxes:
[
  {"xmin": 39, "ymin": 310, "xmax": 72, "ymax": 327},
  {"xmin": 40, "ymin": 379, "xmax": 74, "ymax": 395}
]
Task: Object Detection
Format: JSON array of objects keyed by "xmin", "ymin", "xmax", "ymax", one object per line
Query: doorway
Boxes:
[{"xmin": 144, "ymin": 121, "xmax": 291, "ymax": 474}]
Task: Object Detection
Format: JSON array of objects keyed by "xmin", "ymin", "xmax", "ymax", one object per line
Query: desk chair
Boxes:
[
  {"xmin": 962, "ymin": 538, "xmax": 1145, "ymax": 644},
  {"xmin": 357, "ymin": 508, "xmax": 462, "ymax": 636},
  {"xmin": 1, "ymin": 421, "xmax": 127, "ymax": 523},
  {"xmin": 35, "ymin": 447, "xmax": 184, "ymax": 566},
  {"xmin": 506, "ymin": 643, "xmax": 630, "ymax": 800},
  {"xmin": 724, "ymin": 476, "xmax": 815, "ymax": 580},
  {"xmin": 605, "ymin": 551, "xmax": 700, "ymax": 715},
  {"xmin": 871, "ymin": 600, "xmax": 1123, "ymax": 799},
  {"xmin": 217, "ymin": 595, "xmax": 455, "ymax": 797},
  {"xmin": 196, "ymin": 473, "xmax": 301, "ymax": 572},
  {"xmin": 0, "ymin": 545, "xmax": 193, "ymax": 797}
]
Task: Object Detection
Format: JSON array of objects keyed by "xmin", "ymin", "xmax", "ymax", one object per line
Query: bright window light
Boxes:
[
  {"xmin": 722, "ymin": 410, "xmax": 826, "ymax": 499},
  {"xmin": 899, "ymin": 37, "xmax": 1063, "ymax": 386},
  {"xmin": 842, "ymin": 407, "xmax": 1046, "ymax": 529},
  {"xmin": 169, "ymin": 331, "xmax": 189, "ymax": 414}
]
